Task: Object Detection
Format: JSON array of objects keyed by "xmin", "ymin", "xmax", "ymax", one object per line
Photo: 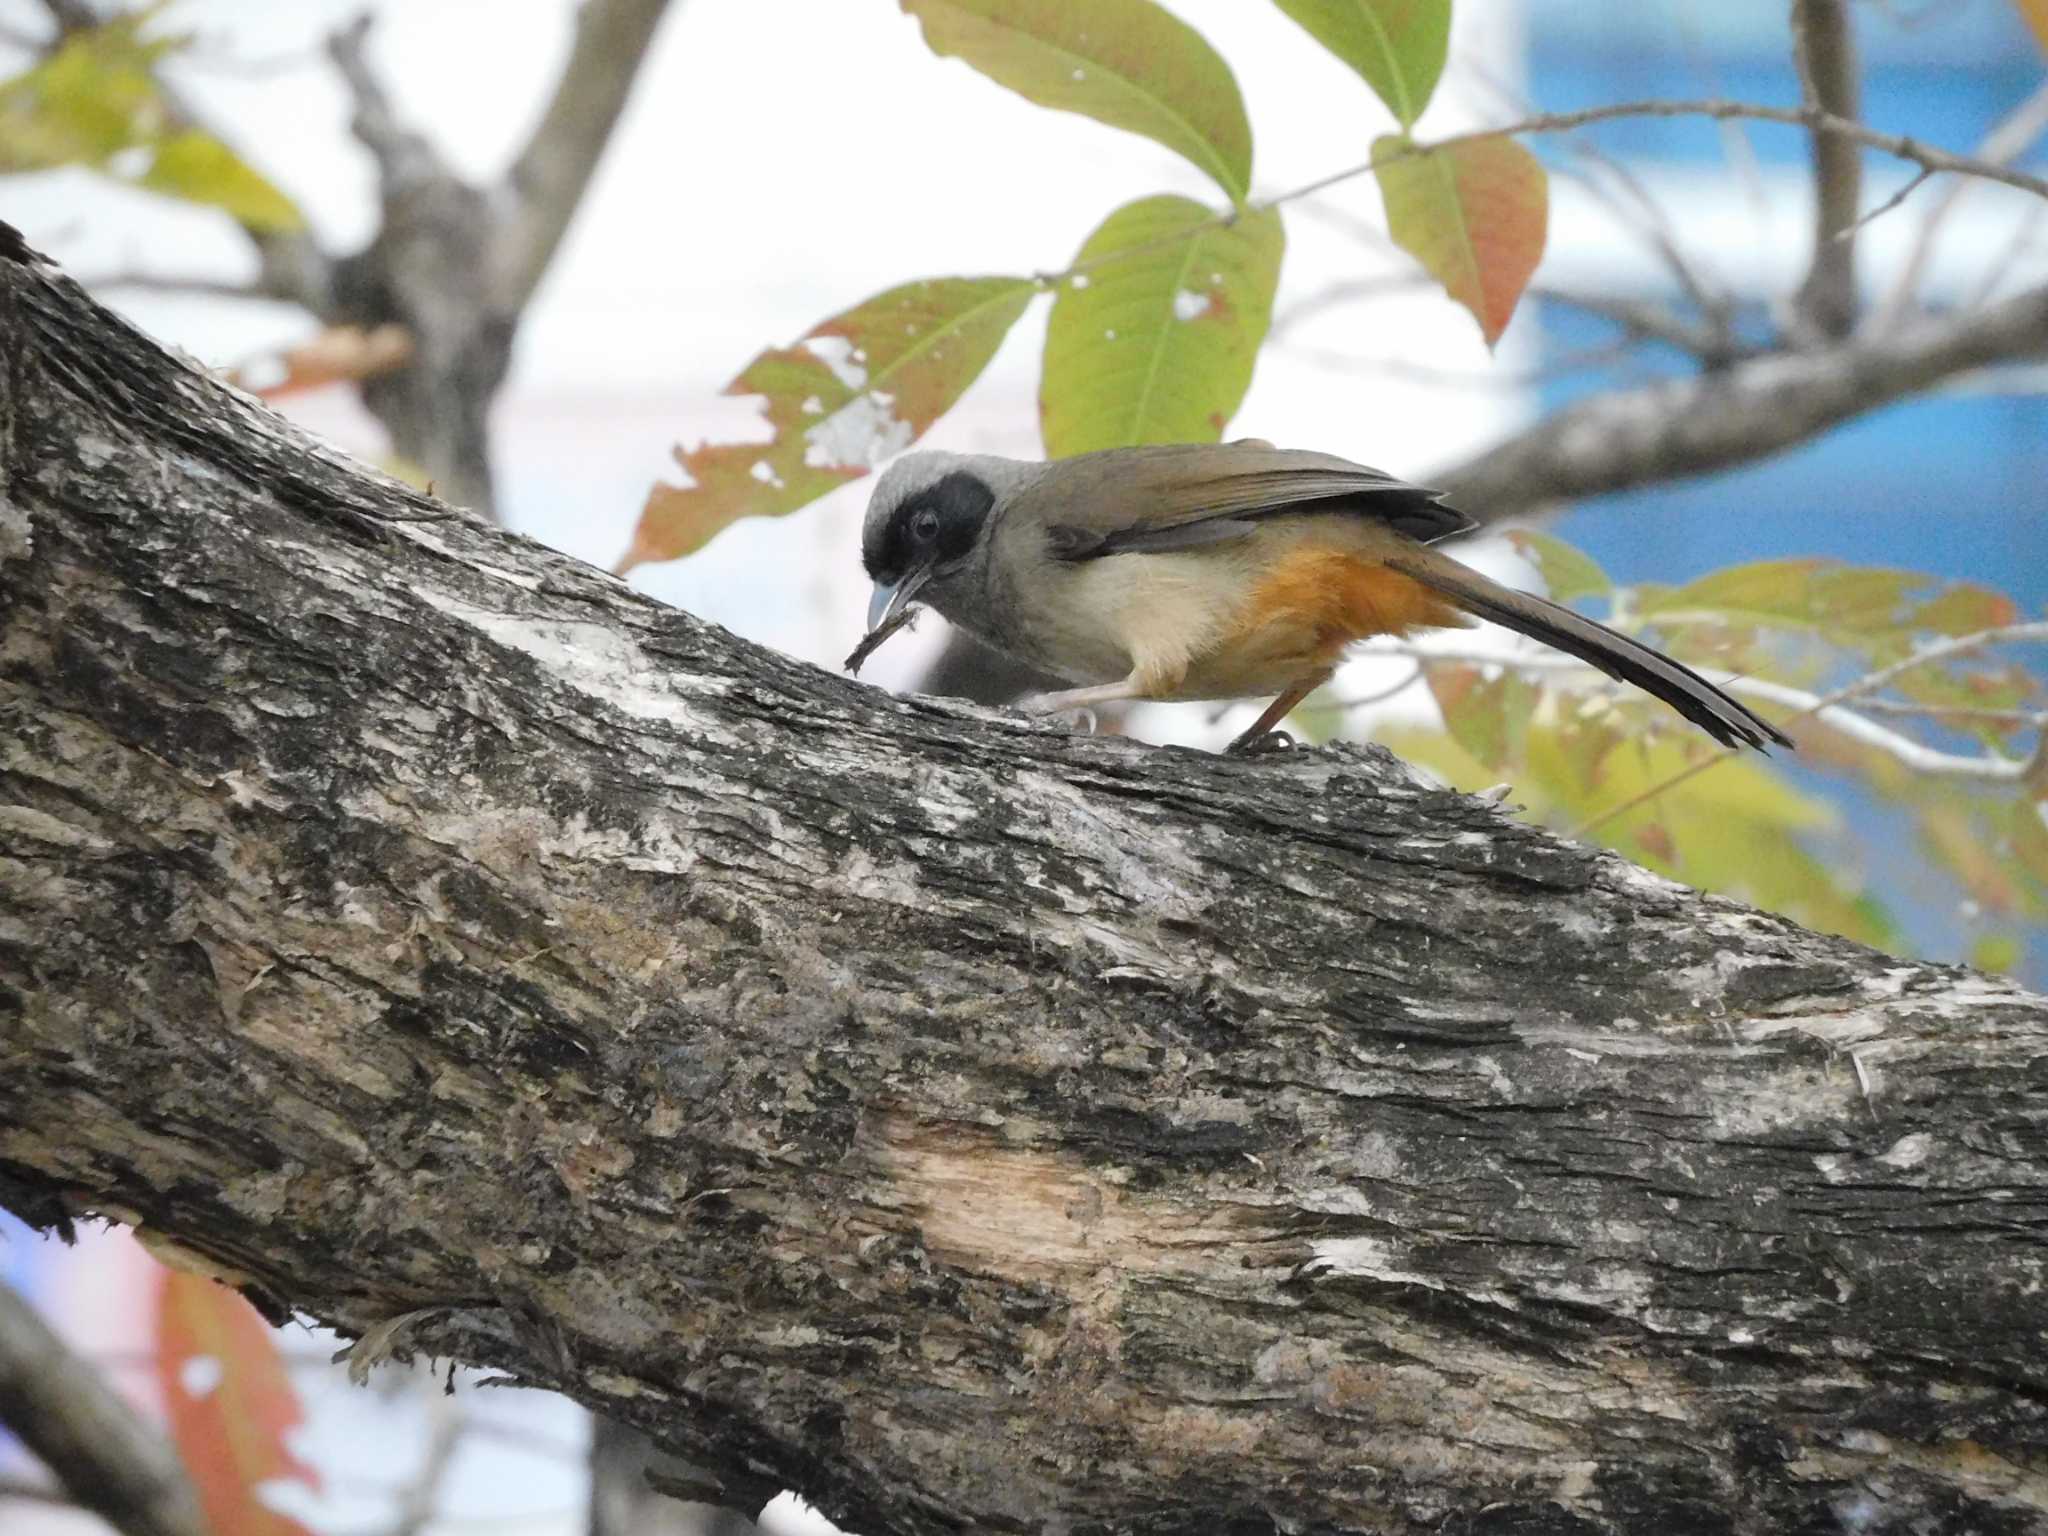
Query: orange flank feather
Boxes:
[{"xmin": 1234, "ymin": 545, "xmax": 1470, "ymax": 673}]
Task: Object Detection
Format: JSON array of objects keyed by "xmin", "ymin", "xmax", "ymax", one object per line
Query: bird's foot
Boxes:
[{"xmin": 1226, "ymin": 727, "xmax": 1295, "ymax": 757}]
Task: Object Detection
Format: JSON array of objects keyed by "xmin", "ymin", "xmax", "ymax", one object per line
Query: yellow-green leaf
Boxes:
[
  {"xmin": 138, "ymin": 130, "xmax": 301, "ymax": 231},
  {"xmin": 1041, "ymin": 195, "xmax": 1283, "ymax": 457},
  {"xmin": 1272, "ymin": 0, "xmax": 1450, "ymax": 128},
  {"xmin": 1508, "ymin": 529, "xmax": 1611, "ymax": 605},
  {"xmin": 0, "ymin": 12, "xmax": 171, "ymax": 171},
  {"xmin": 1373, "ymin": 132, "xmax": 1548, "ymax": 346},
  {"xmin": 0, "ymin": 12, "xmax": 302, "ymax": 230},
  {"xmin": 2013, "ymin": 796, "xmax": 2048, "ymax": 888},
  {"xmin": 1638, "ymin": 559, "xmax": 2019, "ymax": 660},
  {"xmin": 1425, "ymin": 662, "xmax": 1535, "ymax": 770},
  {"xmin": 622, "ymin": 275, "xmax": 1036, "ymax": 570},
  {"xmin": 1970, "ymin": 933, "xmax": 2022, "ymax": 974},
  {"xmin": 901, "ymin": 0, "xmax": 1253, "ymax": 204}
]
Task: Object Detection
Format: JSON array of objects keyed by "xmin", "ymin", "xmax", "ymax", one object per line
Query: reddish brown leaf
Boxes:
[
  {"xmin": 233, "ymin": 324, "xmax": 413, "ymax": 399},
  {"xmin": 1372, "ymin": 131, "xmax": 1548, "ymax": 346},
  {"xmin": 620, "ymin": 276, "xmax": 1035, "ymax": 572},
  {"xmin": 155, "ymin": 1269, "xmax": 318, "ymax": 1536}
]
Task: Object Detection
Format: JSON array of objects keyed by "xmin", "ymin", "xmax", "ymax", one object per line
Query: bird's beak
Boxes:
[{"xmin": 866, "ymin": 564, "xmax": 933, "ymax": 634}]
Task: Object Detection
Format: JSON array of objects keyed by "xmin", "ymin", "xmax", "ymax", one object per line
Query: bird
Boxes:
[{"xmin": 850, "ymin": 442, "xmax": 1791, "ymax": 757}]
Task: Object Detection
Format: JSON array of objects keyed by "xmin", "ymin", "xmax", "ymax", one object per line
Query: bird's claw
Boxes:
[{"xmin": 1226, "ymin": 728, "xmax": 1295, "ymax": 757}]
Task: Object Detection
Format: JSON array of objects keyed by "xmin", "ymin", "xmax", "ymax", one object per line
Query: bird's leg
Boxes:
[
  {"xmin": 1227, "ymin": 677, "xmax": 1323, "ymax": 756},
  {"xmin": 1018, "ymin": 677, "xmax": 1144, "ymax": 736},
  {"xmin": 1018, "ymin": 679, "xmax": 1148, "ymax": 714}
]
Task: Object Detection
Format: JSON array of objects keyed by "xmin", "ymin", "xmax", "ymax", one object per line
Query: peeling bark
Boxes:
[{"xmin": 3, "ymin": 258, "xmax": 2048, "ymax": 1536}]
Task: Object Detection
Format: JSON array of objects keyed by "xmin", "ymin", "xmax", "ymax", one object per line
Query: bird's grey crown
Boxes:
[{"xmin": 860, "ymin": 451, "xmax": 1041, "ymax": 580}]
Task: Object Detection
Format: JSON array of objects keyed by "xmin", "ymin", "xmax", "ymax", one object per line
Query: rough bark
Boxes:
[{"xmin": 4, "ymin": 257, "xmax": 2048, "ymax": 1536}]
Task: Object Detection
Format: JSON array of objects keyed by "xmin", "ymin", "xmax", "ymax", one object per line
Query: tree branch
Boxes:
[
  {"xmin": 496, "ymin": 0, "xmax": 678, "ymax": 310},
  {"xmin": 0, "ymin": 1280, "xmax": 208, "ymax": 1536},
  {"xmin": 1440, "ymin": 278, "xmax": 2048, "ymax": 520},
  {"xmin": 1791, "ymin": 0, "xmax": 1863, "ymax": 340},
  {"xmin": 326, "ymin": 13, "xmax": 447, "ymax": 200},
  {"xmin": 7, "ymin": 252, "xmax": 2048, "ymax": 1535}
]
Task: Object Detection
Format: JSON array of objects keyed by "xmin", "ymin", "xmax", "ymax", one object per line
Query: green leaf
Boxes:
[
  {"xmin": 137, "ymin": 130, "xmax": 302, "ymax": 231},
  {"xmin": 901, "ymin": 0, "xmax": 1253, "ymax": 204},
  {"xmin": 1638, "ymin": 560, "xmax": 2020, "ymax": 661},
  {"xmin": 0, "ymin": 12, "xmax": 302, "ymax": 231},
  {"xmin": 1425, "ymin": 662, "xmax": 1535, "ymax": 770},
  {"xmin": 1271, "ymin": 0, "xmax": 1450, "ymax": 128},
  {"xmin": 1041, "ymin": 195, "xmax": 1283, "ymax": 457},
  {"xmin": 623, "ymin": 276, "xmax": 1036, "ymax": 569},
  {"xmin": 2010, "ymin": 796, "xmax": 2048, "ymax": 889},
  {"xmin": 1373, "ymin": 132, "xmax": 1548, "ymax": 346},
  {"xmin": 1970, "ymin": 933, "xmax": 2022, "ymax": 974},
  {"xmin": 1507, "ymin": 529, "xmax": 1611, "ymax": 605},
  {"xmin": 0, "ymin": 13, "xmax": 172, "ymax": 171}
]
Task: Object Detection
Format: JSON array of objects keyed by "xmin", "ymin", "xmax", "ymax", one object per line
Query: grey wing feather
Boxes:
[{"xmin": 1025, "ymin": 442, "xmax": 1474, "ymax": 560}]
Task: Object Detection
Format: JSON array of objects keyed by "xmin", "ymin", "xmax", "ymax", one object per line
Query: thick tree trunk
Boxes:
[{"xmin": 3, "ymin": 255, "xmax": 2047, "ymax": 1536}]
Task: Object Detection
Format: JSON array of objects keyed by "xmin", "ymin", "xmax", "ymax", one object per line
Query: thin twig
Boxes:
[
  {"xmin": 1836, "ymin": 166, "xmax": 1935, "ymax": 243},
  {"xmin": 1881, "ymin": 76, "xmax": 2048, "ymax": 328},
  {"xmin": 76, "ymin": 270, "xmax": 275, "ymax": 302},
  {"xmin": 326, "ymin": 13, "xmax": 442, "ymax": 196},
  {"xmin": 1535, "ymin": 285, "xmax": 1754, "ymax": 363},
  {"xmin": 1035, "ymin": 98, "xmax": 2048, "ymax": 296},
  {"xmin": 389, "ymin": 1399, "xmax": 466, "ymax": 1536},
  {"xmin": 1556, "ymin": 144, "xmax": 1727, "ymax": 323},
  {"xmin": 1571, "ymin": 621, "xmax": 2048, "ymax": 836}
]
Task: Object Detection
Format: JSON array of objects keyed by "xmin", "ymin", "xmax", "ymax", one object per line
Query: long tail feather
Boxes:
[{"xmin": 1387, "ymin": 552, "xmax": 1792, "ymax": 752}]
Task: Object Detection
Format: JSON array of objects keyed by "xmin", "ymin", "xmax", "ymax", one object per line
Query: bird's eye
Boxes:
[{"xmin": 911, "ymin": 509, "xmax": 941, "ymax": 543}]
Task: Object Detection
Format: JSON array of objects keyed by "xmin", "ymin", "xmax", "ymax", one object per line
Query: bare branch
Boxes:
[
  {"xmin": 1535, "ymin": 285, "xmax": 1755, "ymax": 364},
  {"xmin": 1791, "ymin": 0, "xmax": 1863, "ymax": 339},
  {"xmin": 1553, "ymin": 146, "xmax": 1729, "ymax": 324},
  {"xmin": 0, "ymin": 1279, "xmax": 209, "ymax": 1536},
  {"xmin": 1882, "ymin": 76, "xmax": 2048, "ymax": 327},
  {"xmin": 1043, "ymin": 98, "xmax": 2048, "ymax": 303},
  {"xmin": 1834, "ymin": 165, "xmax": 1934, "ymax": 243},
  {"xmin": 389, "ymin": 1399, "xmax": 465, "ymax": 1536},
  {"xmin": 496, "ymin": 0, "xmax": 678, "ymax": 310},
  {"xmin": 1439, "ymin": 279, "xmax": 2048, "ymax": 520},
  {"xmin": 78, "ymin": 269, "xmax": 276, "ymax": 303},
  {"xmin": 326, "ymin": 13, "xmax": 445, "ymax": 198},
  {"xmin": 1259, "ymin": 99, "xmax": 2048, "ymax": 228}
]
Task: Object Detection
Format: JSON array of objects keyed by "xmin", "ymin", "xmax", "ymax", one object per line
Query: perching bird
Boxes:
[{"xmin": 852, "ymin": 442, "xmax": 1790, "ymax": 756}]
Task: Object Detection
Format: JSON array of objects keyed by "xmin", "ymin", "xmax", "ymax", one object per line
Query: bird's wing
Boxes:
[{"xmin": 1015, "ymin": 441, "xmax": 1476, "ymax": 560}]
